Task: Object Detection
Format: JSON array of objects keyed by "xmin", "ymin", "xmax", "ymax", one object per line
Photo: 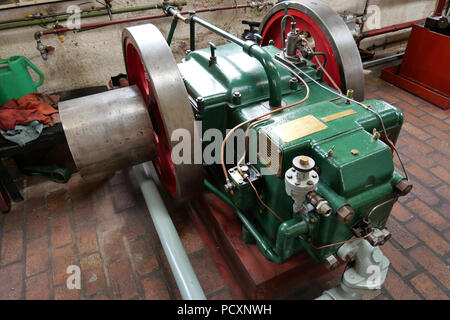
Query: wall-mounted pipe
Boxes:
[
  {"xmin": 36, "ymin": 3, "xmax": 251, "ymax": 36},
  {"xmin": 133, "ymin": 164, "xmax": 206, "ymax": 300},
  {"xmin": 361, "ymin": 18, "xmax": 425, "ymax": 39},
  {"xmin": 360, "ymin": 0, "xmax": 447, "ymax": 40},
  {"xmin": 435, "ymin": 0, "xmax": 448, "ymax": 16},
  {"xmin": 0, "ymin": 2, "xmax": 186, "ymax": 31},
  {"xmin": 34, "ymin": 4, "xmax": 253, "ymax": 61}
]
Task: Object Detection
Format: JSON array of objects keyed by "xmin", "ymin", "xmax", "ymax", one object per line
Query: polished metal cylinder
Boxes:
[{"xmin": 59, "ymin": 85, "xmax": 157, "ymax": 181}]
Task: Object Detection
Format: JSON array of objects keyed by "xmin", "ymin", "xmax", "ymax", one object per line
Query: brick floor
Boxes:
[{"xmin": 0, "ymin": 63, "xmax": 449, "ymax": 300}]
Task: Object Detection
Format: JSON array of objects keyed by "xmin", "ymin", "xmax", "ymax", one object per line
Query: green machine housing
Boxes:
[{"xmin": 178, "ymin": 43, "xmax": 407, "ymax": 264}]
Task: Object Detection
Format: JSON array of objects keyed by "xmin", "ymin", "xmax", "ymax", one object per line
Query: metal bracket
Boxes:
[{"xmin": 316, "ymin": 236, "xmax": 390, "ymax": 300}]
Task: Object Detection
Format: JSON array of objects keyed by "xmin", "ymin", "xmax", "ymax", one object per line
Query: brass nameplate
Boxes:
[
  {"xmin": 321, "ymin": 109, "xmax": 356, "ymax": 122},
  {"xmin": 273, "ymin": 115, "xmax": 328, "ymax": 143}
]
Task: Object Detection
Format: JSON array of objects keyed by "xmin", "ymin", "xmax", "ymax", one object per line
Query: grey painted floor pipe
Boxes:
[{"xmin": 133, "ymin": 163, "xmax": 206, "ymax": 300}]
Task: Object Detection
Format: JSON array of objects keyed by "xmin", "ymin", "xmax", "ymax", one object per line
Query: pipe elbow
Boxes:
[{"xmin": 248, "ymin": 45, "xmax": 283, "ymax": 108}]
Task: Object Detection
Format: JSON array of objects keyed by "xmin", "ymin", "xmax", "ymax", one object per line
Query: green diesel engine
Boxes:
[{"xmin": 59, "ymin": 0, "xmax": 412, "ymax": 299}]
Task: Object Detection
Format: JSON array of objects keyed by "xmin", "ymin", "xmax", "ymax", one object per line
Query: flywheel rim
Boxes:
[
  {"xmin": 260, "ymin": 0, "xmax": 365, "ymax": 100},
  {"xmin": 122, "ymin": 24, "xmax": 203, "ymax": 202}
]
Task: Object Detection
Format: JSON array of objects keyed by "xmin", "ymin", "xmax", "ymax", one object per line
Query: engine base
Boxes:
[{"xmin": 191, "ymin": 192, "xmax": 344, "ymax": 299}]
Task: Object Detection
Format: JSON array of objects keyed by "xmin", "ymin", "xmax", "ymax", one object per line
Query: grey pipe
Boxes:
[
  {"xmin": 363, "ymin": 52, "xmax": 404, "ymax": 68},
  {"xmin": 133, "ymin": 164, "xmax": 206, "ymax": 300}
]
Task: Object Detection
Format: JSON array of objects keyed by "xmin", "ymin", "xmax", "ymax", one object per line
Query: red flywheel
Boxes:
[
  {"xmin": 260, "ymin": 0, "xmax": 365, "ymax": 101},
  {"xmin": 123, "ymin": 24, "xmax": 203, "ymax": 202}
]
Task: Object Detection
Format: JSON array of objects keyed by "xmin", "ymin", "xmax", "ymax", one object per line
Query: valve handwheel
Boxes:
[
  {"xmin": 123, "ymin": 24, "xmax": 203, "ymax": 202},
  {"xmin": 260, "ymin": 0, "xmax": 365, "ymax": 101}
]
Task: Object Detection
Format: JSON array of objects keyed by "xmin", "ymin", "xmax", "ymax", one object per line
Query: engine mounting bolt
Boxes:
[
  {"xmin": 336, "ymin": 205, "xmax": 355, "ymax": 224},
  {"xmin": 196, "ymin": 96, "xmax": 204, "ymax": 103},
  {"xmin": 307, "ymin": 180, "xmax": 314, "ymax": 185},
  {"xmin": 287, "ymin": 174, "xmax": 292, "ymax": 179}
]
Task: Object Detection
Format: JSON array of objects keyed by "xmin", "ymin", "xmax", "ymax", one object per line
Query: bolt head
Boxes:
[
  {"xmin": 324, "ymin": 254, "xmax": 340, "ymax": 270},
  {"xmin": 351, "ymin": 149, "xmax": 359, "ymax": 156},
  {"xmin": 395, "ymin": 179, "xmax": 413, "ymax": 196},
  {"xmin": 336, "ymin": 205, "xmax": 355, "ymax": 224},
  {"xmin": 345, "ymin": 252, "xmax": 355, "ymax": 262}
]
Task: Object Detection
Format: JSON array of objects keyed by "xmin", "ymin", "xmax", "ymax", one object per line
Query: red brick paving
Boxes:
[{"xmin": 0, "ymin": 66, "xmax": 448, "ymax": 300}]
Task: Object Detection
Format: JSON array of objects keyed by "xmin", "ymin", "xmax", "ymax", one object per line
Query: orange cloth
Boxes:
[{"xmin": 0, "ymin": 93, "xmax": 59, "ymax": 131}]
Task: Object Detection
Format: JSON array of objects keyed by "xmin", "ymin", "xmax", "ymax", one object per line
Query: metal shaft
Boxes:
[{"xmin": 133, "ymin": 164, "xmax": 206, "ymax": 300}]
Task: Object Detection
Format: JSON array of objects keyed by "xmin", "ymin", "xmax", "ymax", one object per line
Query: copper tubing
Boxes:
[
  {"xmin": 221, "ymin": 63, "xmax": 311, "ymax": 183},
  {"xmin": 236, "ymin": 117, "xmax": 271, "ymax": 171},
  {"xmin": 309, "ymin": 233, "xmax": 372, "ymax": 250},
  {"xmin": 304, "ymin": 41, "xmax": 342, "ymax": 94},
  {"xmin": 247, "ymin": 177, "xmax": 284, "ymax": 222}
]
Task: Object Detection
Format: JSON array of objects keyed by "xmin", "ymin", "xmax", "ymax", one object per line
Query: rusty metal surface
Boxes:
[{"xmin": 59, "ymin": 85, "xmax": 157, "ymax": 181}]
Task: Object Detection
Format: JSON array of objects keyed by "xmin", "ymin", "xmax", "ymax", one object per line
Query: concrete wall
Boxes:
[{"xmin": 0, "ymin": 0, "xmax": 440, "ymax": 94}]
